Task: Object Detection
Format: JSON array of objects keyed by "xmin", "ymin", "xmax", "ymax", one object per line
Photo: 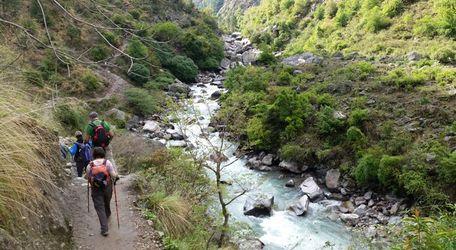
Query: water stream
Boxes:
[{"xmin": 169, "ymin": 80, "xmax": 356, "ymax": 249}]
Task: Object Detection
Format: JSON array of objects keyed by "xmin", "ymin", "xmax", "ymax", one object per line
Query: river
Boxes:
[{"xmin": 168, "ymin": 74, "xmax": 358, "ymax": 249}]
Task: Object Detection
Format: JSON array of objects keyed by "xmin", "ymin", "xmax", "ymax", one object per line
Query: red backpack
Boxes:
[
  {"xmin": 90, "ymin": 121, "xmax": 109, "ymax": 148},
  {"xmin": 88, "ymin": 160, "xmax": 110, "ymax": 188}
]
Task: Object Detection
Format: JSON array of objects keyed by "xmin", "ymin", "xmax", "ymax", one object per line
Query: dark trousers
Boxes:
[
  {"xmin": 75, "ymin": 161, "xmax": 87, "ymax": 177},
  {"xmin": 91, "ymin": 184, "xmax": 113, "ymax": 232}
]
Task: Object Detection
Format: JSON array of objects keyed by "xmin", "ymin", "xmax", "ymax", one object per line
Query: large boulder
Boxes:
[
  {"xmin": 238, "ymin": 239, "xmax": 264, "ymax": 250},
  {"xmin": 299, "ymin": 177, "xmax": 323, "ymax": 200},
  {"xmin": 143, "ymin": 120, "xmax": 160, "ymax": 133},
  {"xmin": 242, "ymin": 49, "xmax": 261, "ymax": 65},
  {"xmin": 210, "ymin": 91, "xmax": 222, "ymax": 100},
  {"xmin": 220, "ymin": 58, "xmax": 231, "ymax": 69},
  {"xmin": 168, "ymin": 140, "xmax": 187, "ymax": 147},
  {"xmin": 339, "ymin": 213, "xmax": 360, "ymax": 226},
  {"xmin": 261, "ymin": 154, "xmax": 274, "ymax": 166},
  {"xmin": 168, "ymin": 80, "xmax": 191, "ymax": 96},
  {"xmin": 243, "ymin": 195, "xmax": 274, "ymax": 217},
  {"xmin": 105, "ymin": 108, "xmax": 126, "ymax": 121},
  {"xmin": 289, "ymin": 195, "xmax": 310, "ymax": 216},
  {"xmin": 282, "ymin": 52, "xmax": 323, "ymax": 66},
  {"xmin": 325, "ymin": 169, "xmax": 341, "ymax": 190},
  {"xmin": 279, "ymin": 161, "xmax": 308, "ymax": 174}
]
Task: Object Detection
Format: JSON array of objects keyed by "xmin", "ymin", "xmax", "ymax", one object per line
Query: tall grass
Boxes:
[{"xmin": 0, "ymin": 48, "xmax": 64, "ymax": 245}]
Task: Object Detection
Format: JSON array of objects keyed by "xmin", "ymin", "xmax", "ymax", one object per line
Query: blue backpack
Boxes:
[{"xmin": 75, "ymin": 143, "xmax": 92, "ymax": 163}]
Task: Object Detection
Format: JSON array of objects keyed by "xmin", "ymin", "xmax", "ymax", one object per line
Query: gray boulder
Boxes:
[
  {"xmin": 289, "ymin": 195, "xmax": 310, "ymax": 216},
  {"xmin": 299, "ymin": 177, "xmax": 323, "ymax": 200},
  {"xmin": 282, "ymin": 52, "xmax": 323, "ymax": 66},
  {"xmin": 340, "ymin": 213, "xmax": 360, "ymax": 226},
  {"xmin": 143, "ymin": 120, "xmax": 160, "ymax": 133},
  {"xmin": 220, "ymin": 58, "xmax": 231, "ymax": 69},
  {"xmin": 262, "ymin": 154, "xmax": 274, "ymax": 166},
  {"xmin": 210, "ymin": 91, "xmax": 222, "ymax": 100},
  {"xmin": 408, "ymin": 51, "xmax": 422, "ymax": 61},
  {"xmin": 340, "ymin": 200, "xmax": 355, "ymax": 213},
  {"xmin": 105, "ymin": 108, "xmax": 126, "ymax": 121},
  {"xmin": 325, "ymin": 169, "xmax": 340, "ymax": 190},
  {"xmin": 168, "ymin": 81, "xmax": 191, "ymax": 96},
  {"xmin": 242, "ymin": 49, "xmax": 261, "ymax": 65},
  {"xmin": 354, "ymin": 204, "xmax": 367, "ymax": 216},
  {"xmin": 279, "ymin": 161, "xmax": 308, "ymax": 174},
  {"xmin": 238, "ymin": 239, "xmax": 264, "ymax": 250},
  {"xmin": 168, "ymin": 140, "xmax": 187, "ymax": 147},
  {"xmin": 243, "ymin": 195, "xmax": 274, "ymax": 217}
]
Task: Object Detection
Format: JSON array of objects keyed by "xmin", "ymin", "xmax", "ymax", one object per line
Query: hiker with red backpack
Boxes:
[
  {"xmin": 84, "ymin": 111, "xmax": 113, "ymax": 150},
  {"xmin": 69, "ymin": 131, "xmax": 92, "ymax": 177},
  {"xmin": 85, "ymin": 147, "xmax": 119, "ymax": 237}
]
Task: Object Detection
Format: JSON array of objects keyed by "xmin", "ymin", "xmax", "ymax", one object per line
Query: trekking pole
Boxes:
[
  {"xmin": 87, "ymin": 178, "xmax": 90, "ymax": 213},
  {"xmin": 113, "ymin": 181, "xmax": 120, "ymax": 229}
]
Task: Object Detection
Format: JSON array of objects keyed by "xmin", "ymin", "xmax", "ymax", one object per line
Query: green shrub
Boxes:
[
  {"xmin": 436, "ymin": 68, "xmax": 456, "ymax": 85},
  {"xmin": 102, "ymin": 31, "xmax": 121, "ymax": 47},
  {"xmin": 413, "ymin": 16, "xmax": 439, "ymax": 37},
  {"xmin": 381, "ymin": 0, "xmax": 404, "ymax": 17},
  {"xmin": 54, "ymin": 103, "xmax": 86, "ymax": 132},
  {"xmin": 316, "ymin": 93, "xmax": 336, "ymax": 107},
  {"xmin": 247, "ymin": 117, "xmax": 272, "ymax": 150},
  {"xmin": 90, "ymin": 45, "xmax": 111, "ymax": 61},
  {"xmin": 355, "ymin": 153, "xmax": 380, "ymax": 185},
  {"xmin": 326, "ymin": 1, "xmax": 338, "ymax": 18},
  {"xmin": 346, "ymin": 126, "xmax": 366, "ymax": 143},
  {"xmin": 314, "ymin": 5, "xmax": 325, "ymax": 20},
  {"xmin": 152, "ymin": 22, "xmax": 183, "ymax": 42},
  {"xmin": 66, "ymin": 26, "xmax": 81, "ymax": 45},
  {"xmin": 145, "ymin": 73, "xmax": 175, "ymax": 90},
  {"xmin": 377, "ymin": 155, "xmax": 404, "ymax": 187},
  {"xmin": 382, "ymin": 68, "xmax": 428, "ymax": 88},
  {"xmin": 224, "ymin": 66, "xmax": 271, "ymax": 92},
  {"xmin": 257, "ymin": 50, "xmax": 277, "ymax": 65},
  {"xmin": 364, "ymin": 7, "xmax": 391, "ymax": 32},
  {"xmin": 316, "ymin": 106, "xmax": 345, "ymax": 135},
  {"xmin": 181, "ymin": 29, "xmax": 224, "ymax": 70},
  {"xmin": 127, "ymin": 38, "xmax": 148, "ymax": 58},
  {"xmin": 23, "ymin": 69, "xmax": 44, "ymax": 87},
  {"xmin": 277, "ymin": 71, "xmax": 293, "ymax": 85},
  {"xmin": 335, "ymin": 9, "xmax": 350, "ymax": 27},
  {"xmin": 432, "ymin": 48, "xmax": 456, "ymax": 65},
  {"xmin": 80, "ymin": 70, "xmax": 101, "ymax": 91},
  {"xmin": 163, "ymin": 55, "xmax": 198, "ymax": 83},
  {"xmin": 125, "ymin": 87, "xmax": 159, "ymax": 116},
  {"xmin": 439, "ymin": 152, "xmax": 456, "ymax": 185},
  {"xmin": 399, "ymin": 170, "xmax": 428, "ymax": 198},
  {"xmin": 349, "ymin": 108, "xmax": 369, "ymax": 127},
  {"xmin": 436, "ymin": 0, "xmax": 456, "ymax": 38},
  {"xmin": 279, "ymin": 143, "xmax": 312, "ymax": 163},
  {"xmin": 128, "ymin": 63, "xmax": 150, "ymax": 85}
]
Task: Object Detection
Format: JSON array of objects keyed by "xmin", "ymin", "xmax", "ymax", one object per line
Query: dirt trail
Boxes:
[
  {"xmin": 69, "ymin": 174, "xmax": 161, "ymax": 250},
  {"xmin": 94, "ymin": 67, "xmax": 133, "ymax": 102}
]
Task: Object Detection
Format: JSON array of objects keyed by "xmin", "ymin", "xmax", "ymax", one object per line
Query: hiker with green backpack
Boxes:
[{"xmin": 84, "ymin": 111, "xmax": 117, "ymax": 166}]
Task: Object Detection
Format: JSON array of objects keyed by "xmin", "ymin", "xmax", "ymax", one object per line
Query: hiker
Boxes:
[
  {"xmin": 69, "ymin": 131, "xmax": 92, "ymax": 177},
  {"xmin": 86, "ymin": 147, "xmax": 119, "ymax": 237},
  {"xmin": 84, "ymin": 112, "xmax": 115, "ymax": 162}
]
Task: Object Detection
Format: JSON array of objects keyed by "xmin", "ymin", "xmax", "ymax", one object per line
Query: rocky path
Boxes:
[
  {"xmin": 94, "ymin": 67, "xmax": 132, "ymax": 102},
  {"xmin": 69, "ymin": 174, "xmax": 161, "ymax": 250}
]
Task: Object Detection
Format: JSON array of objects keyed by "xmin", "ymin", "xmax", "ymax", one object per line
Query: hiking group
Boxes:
[{"xmin": 69, "ymin": 111, "xmax": 119, "ymax": 237}]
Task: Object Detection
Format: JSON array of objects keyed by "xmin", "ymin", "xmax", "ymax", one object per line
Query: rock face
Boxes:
[
  {"xmin": 243, "ymin": 195, "xmax": 274, "ymax": 217},
  {"xmin": 278, "ymin": 161, "xmax": 308, "ymax": 174},
  {"xmin": 325, "ymin": 169, "xmax": 340, "ymax": 190},
  {"xmin": 299, "ymin": 177, "xmax": 323, "ymax": 200},
  {"xmin": 242, "ymin": 49, "xmax": 261, "ymax": 65},
  {"xmin": 261, "ymin": 154, "xmax": 274, "ymax": 166},
  {"xmin": 339, "ymin": 213, "xmax": 360, "ymax": 226},
  {"xmin": 105, "ymin": 108, "xmax": 126, "ymax": 121},
  {"xmin": 143, "ymin": 121, "xmax": 160, "ymax": 133},
  {"xmin": 282, "ymin": 52, "xmax": 323, "ymax": 66},
  {"xmin": 289, "ymin": 195, "xmax": 310, "ymax": 216}
]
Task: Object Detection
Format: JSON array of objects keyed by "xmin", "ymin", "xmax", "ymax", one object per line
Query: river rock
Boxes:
[
  {"xmin": 285, "ymin": 179, "xmax": 295, "ymax": 187},
  {"xmin": 354, "ymin": 204, "xmax": 367, "ymax": 216},
  {"xmin": 278, "ymin": 161, "xmax": 308, "ymax": 174},
  {"xmin": 368, "ymin": 199, "xmax": 375, "ymax": 207},
  {"xmin": 299, "ymin": 177, "xmax": 323, "ymax": 200},
  {"xmin": 210, "ymin": 91, "xmax": 222, "ymax": 100},
  {"xmin": 168, "ymin": 81, "xmax": 191, "ymax": 96},
  {"xmin": 354, "ymin": 197, "xmax": 367, "ymax": 206},
  {"xmin": 168, "ymin": 140, "xmax": 187, "ymax": 147},
  {"xmin": 364, "ymin": 191, "xmax": 373, "ymax": 200},
  {"xmin": 242, "ymin": 49, "xmax": 261, "ymax": 65},
  {"xmin": 340, "ymin": 200, "xmax": 355, "ymax": 213},
  {"xmin": 408, "ymin": 51, "xmax": 421, "ymax": 61},
  {"xmin": 220, "ymin": 58, "xmax": 231, "ymax": 69},
  {"xmin": 389, "ymin": 202, "xmax": 400, "ymax": 215},
  {"xmin": 262, "ymin": 154, "xmax": 274, "ymax": 166},
  {"xmin": 325, "ymin": 169, "xmax": 340, "ymax": 190},
  {"xmin": 243, "ymin": 195, "xmax": 274, "ymax": 217},
  {"xmin": 238, "ymin": 239, "xmax": 264, "ymax": 250},
  {"xmin": 143, "ymin": 121, "xmax": 160, "ymax": 133},
  {"xmin": 339, "ymin": 213, "xmax": 360, "ymax": 226},
  {"xmin": 289, "ymin": 195, "xmax": 310, "ymax": 216}
]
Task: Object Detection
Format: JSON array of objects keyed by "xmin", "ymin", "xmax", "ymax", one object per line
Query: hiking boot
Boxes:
[{"xmin": 101, "ymin": 231, "xmax": 109, "ymax": 237}]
